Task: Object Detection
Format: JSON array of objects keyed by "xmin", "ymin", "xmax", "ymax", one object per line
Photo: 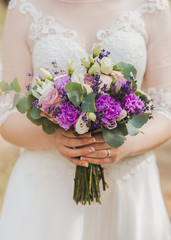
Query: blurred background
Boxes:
[{"xmin": 0, "ymin": 0, "xmax": 171, "ymax": 218}]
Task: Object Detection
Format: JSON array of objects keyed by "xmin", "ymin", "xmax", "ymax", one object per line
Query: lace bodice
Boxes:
[{"xmin": 1, "ymin": 0, "xmax": 171, "ymax": 127}]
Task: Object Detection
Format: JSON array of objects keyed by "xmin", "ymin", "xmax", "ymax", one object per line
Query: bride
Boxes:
[{"xmin": 0, "ymin": 0, "xmax": 171, "ymax": 239}]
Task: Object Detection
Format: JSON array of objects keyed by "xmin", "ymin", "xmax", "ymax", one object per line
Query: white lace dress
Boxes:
[{"xmin": 0, "ymin": 0, "xmax": 171, "ymax": 239}]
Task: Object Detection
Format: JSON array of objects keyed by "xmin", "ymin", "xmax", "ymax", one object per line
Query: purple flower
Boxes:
[
  {"xmin": 56, "ymin": 102, "xmax": 81, "ymax": 130},
  {"xmin": 27, "ymin": 72, "xmax": 34, "ymax": 77},
  {"xmin": 54, "ymin": 75, "xmax": 71, "ymax": 91},
  {"xmin": 95, "ymin": 94, "xmax": 122, "ymax": 129},
  {"xmin": 25, "ymin": 83, "xmax": 32, "ymax": 91},
  {"xmin": 121, "ymin": 91, "xmax": 144, "ymax": 115}
]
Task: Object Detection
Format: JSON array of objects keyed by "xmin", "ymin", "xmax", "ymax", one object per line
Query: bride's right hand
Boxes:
[{"xmin": 55, "ymin": 128, "xmax": 96, "ymax": 167}]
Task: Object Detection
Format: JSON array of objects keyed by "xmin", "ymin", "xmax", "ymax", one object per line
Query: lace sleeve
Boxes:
[
  {"xmin": 0, "ymin": 95, "xmax": 18, "ymax": 127},
  {"xmin": 143, "ymin": 2, "xmax": 171, "ymax": 121},
  {"xmin": 0, "ymin": 1, "xmax": 33, "ymax": 129}
]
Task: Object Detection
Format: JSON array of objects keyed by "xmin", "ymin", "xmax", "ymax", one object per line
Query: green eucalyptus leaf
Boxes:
[
  {"xmin": 31, "ymin": 106, "xmax": 42, "ymax": 119},
  {"xmin": 42, "ymin": 118, "xmax": 58, "ymax": 134},
  {"xmin": 65, "ymin": 82, "xmax": 84, "ymax": 107},
  {"xmin": 117, "ymin": 123, "xmax": 128, "ymax": 136},
  {"xmin": 16, "ymin": 96, "xmax": 29, "ymax": 113},
  {"xmin": 130, "ymin": 113, "xmax": 149, "ymax": 129},
  {"xmin": 103, "ymin": 128, "xmax": 126, "ymax": 148},
  {"xmin": 12, "ymin": 93, "xmax": 20, "ymax": 109},
  {"xmin": 0, "ymin": 80, "xmax": 9, "ymax": 92},
  {"xmin": 11, "ymin": 77, "xmax": 21, "ymax": 93},
  {"xmin": 81, "ymin": 92, "xmax": 96, "ymax": 112},
  {"xmin": 126, "ymin": 121, "xmax": 139, "ymax": 136},
  {"xmin": 27, "ymin": 95, "xmax": 36, "ymax": 108},
  {"xmin": 27, "ymin": 110, "xmax": 43, "ymax": 126},
  {"xmin": 31, "ymin": 89, "xmax": 41, "ymax": 99},
  {"xmin": 117, "ymin": 62, "xmax": 137, "ymax": 81}
]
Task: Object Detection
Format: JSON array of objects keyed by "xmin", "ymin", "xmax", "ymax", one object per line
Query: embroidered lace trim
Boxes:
[{"xmin": 8, "ymin": 0, "xmax": 168, "ymax": 49}]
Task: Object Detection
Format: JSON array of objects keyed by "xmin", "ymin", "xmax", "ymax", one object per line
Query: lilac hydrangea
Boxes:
[
  {"xmin": 54, "ymin": 75, "xmax": 71, "ymax": 91},
  {"xmin": 121, "ymin": 91, "xmax": 144, "ymax": 115},
  {"xmin": 95, "ymin": 94, "xmax": 122, "ymax": 129},
  {"xmin": 56, "ymin": 102, "xmax": 81, "ymax": 130}
]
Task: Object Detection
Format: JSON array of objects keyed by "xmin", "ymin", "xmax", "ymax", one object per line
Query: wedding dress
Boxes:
[{"xmin": 0, "ymin": 0, "xmax": 171, "ymax": 239}]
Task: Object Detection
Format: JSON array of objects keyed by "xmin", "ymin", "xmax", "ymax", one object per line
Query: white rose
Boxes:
[
  {"xmin": 101, "ymin": 57, "xmax": 113, "ymax": 75},
  {"xmin": 117, "ymin": 110, "xmax": 127, "ymax": 121},
  {"xmin": 111, "ymin": 71, "xmax": 124, "ymax": 78},
  {"xmin": 84, "ymin": 84, "xmax": 92, "ymax": 94},
  {"xmin": 100, "ymin": 74, "xmax": 112, "ymax": 91},
  {"xmin": 71, "ymin": 71, "xmax": 84, "ymax": 86},
  {"xmin": 75, "ymin": 113, "xmax": 89, "ymax": 135}
]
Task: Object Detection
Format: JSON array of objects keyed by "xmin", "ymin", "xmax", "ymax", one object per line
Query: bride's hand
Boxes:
[
  {"xmin": 80, "ymin": 133, "xmax": 128, "ymax": 165},
  {"xmin": 55, "ymin": 128, "xmax": 96, "ymax": 167}
]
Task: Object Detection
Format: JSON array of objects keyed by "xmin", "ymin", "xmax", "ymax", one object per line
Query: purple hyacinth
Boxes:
[
  {"xmin": 121, "ymin": 91, "xmax": 144, "ymax": 115},
  {"xmin": 54, "ymin": 75, "xmax": 71, "ymax": 91},
  {"xmin": 95, "ymin": 94, "xmax": 122, "ymax": 129},
  {"xmin": 56, "ymin": 102, "xmax": 81, "ymax": 130}
]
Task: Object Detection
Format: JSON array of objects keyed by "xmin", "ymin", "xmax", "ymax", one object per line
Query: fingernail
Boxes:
[
  {"xmin": 81, "ymin": 157, "xmax": 86, "ymax": 161},
  {"xmin": 88, "ymin": 147, "xmax": 95, "ymax": 153},
  {"xmin": 90, "ymin": 137, "xmax": 96, "ymax": 143},
  {"xmin": 84, "ymin": 162, "xmax": 89, "ymax": 168}
]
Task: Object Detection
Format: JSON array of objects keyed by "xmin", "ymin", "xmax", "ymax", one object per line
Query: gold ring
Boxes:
[{"xmin": 106, "ymin": 149, "xmax": 111, "ymax": 158}]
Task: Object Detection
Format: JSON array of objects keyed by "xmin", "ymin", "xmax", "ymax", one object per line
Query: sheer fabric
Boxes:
[{"xmin": 0, "ymin": 0, "xmax": 171, "ymax": 239}]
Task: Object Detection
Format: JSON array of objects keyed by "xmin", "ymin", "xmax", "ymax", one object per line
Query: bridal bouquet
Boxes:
[{"xmin": 0, "ymin": 44, "xmax": 153, "ymax": 205}]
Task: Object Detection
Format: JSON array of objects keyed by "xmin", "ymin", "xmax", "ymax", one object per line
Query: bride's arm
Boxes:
[
  {"xmin": 0, "ymin": 6, "xmax": 94, "ymax": 167},
  {"xmin": 81, "ymin": 5, "xmax": 171, "ymax": 164},
  {"xmin": 80, "ymin": 114, "xmax": 171, "ymax": 164}
]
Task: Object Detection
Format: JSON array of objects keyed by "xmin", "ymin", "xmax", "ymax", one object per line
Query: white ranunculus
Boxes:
[
  {"xmin": 117, "ymin": 110, "xmax": 127, "ymax": 121},
  {"xmin": 71, "ymin": 71, "xmax": 84, "ymax": 86},
  {"xmin": 75, "ymin": 114, "xmax": 89, "ymax": 135},
  {"xmin": 101, "ymin": 57, "xmax": 113, "ymax": 75}
]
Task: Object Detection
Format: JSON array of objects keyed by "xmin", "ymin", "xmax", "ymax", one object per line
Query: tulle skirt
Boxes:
[{"xmin": 0, "ymin": 149, "xmax": 171, "ymax": 240}]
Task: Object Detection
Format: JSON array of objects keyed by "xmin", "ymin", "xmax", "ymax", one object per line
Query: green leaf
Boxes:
[
  {"xmin": 27, "ymin": 110, "xmax": 43, "ymax": 126},
  {"xmin": 0, "ymin": 80, "xmax": 9, "ymax": 91},
  {"xmin": 117, "ymin": 123, "xmax": 128, "ymax": 136},
  {"xmin": 135, "ymin": 91, "xmax": 148, "ymax": 101},
  {"xmin": 42, "ymin": 118, "xmax": 58, "ymax": 134},
  {"xmin": 126, "ymin": 121, "xmax": 139, "ymax": 136},
  {"xmin": 27, "ymin": 95, "xmax": 36, "ymax": 108},
  {"xmin": 65, "ymin": 82, "xmax": 84, "ymax": 107},
  {"xmin": 117, "ymin": 62, "xmax": 137, "ymax": 81},
  {"xmin": 30, "ymin": 106, "xmax": 42, "ymax": 119},
  {"xmin": 31, "ymin": 89, "xmax": 41, "ymax": 99},
  {"xmin": 12, "ymin": 93, "xmax": 20, "ymax": 109},
  {"xmin": 81, "ymin": 92, "xmax": 96, "ymax": 112},
  {"xmin": 11, "ymin": 77, "xmax": 21, "ymax": 93},
  {"xmin": 130, "ymin": 113, "xmax": 149, "ymax": 129},
  {"xmin": 16, "ymin": 96, "xmax": 29, "ymax": 113},
  {"xmin": 103, "ymin": 128, "xmax": 127, "ymax": 148}
]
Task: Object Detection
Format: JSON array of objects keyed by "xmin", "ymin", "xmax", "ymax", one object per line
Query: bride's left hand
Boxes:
[{"xmin": 80, "ymin": 133, "xmax": 128, "ymax": 165}]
